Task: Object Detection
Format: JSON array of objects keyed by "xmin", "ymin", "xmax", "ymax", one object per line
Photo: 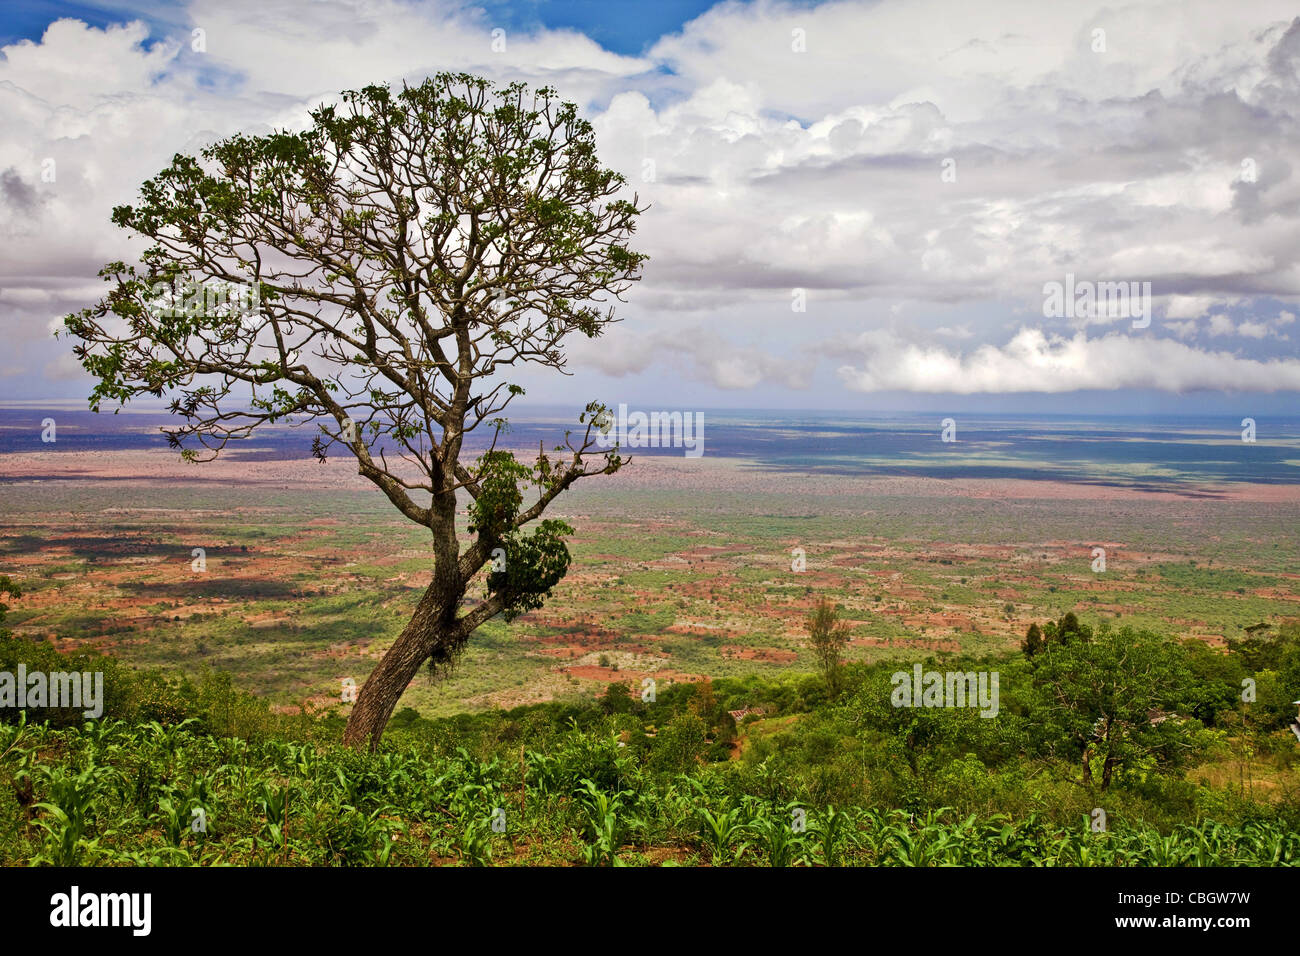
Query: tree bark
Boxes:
[
  {"xmin": 343, "ymin": 580, "xmax": 456, "ymax": 751},
  {"xmin": 1101, "ymin": 753, "xmax": 1116, "ymax": 790}
]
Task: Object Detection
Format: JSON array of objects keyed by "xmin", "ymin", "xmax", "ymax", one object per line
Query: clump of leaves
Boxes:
[{"xmin": 469, "ymin": 450, "xmax": 575, "ymax": 621}]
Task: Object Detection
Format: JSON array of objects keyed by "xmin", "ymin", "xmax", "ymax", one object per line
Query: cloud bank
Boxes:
[{"xmin": 2, "ymin": 0, "xmax": 1299, "ymax": 400}]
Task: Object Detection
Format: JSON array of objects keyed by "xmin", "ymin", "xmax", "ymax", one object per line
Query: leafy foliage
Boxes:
[
  {"xmin": 2, "ymin": 618, "xmax": 1297, "ymax": 866},
  {"xmin": 806, "ymin": 599, "xmax": 852, "ymax": 696}
]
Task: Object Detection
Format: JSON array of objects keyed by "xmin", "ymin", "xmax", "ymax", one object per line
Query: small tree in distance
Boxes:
[
  {"xmin": 1023, "ymin": 611, "xmax": 1091, "ymax": 659},
  {"xmin": 61, "ymin": 73, "xmax": 648, "ymax": 749},
  {"xmin": 807, "ymin": 598, "xmax": 852, "ymax": 696},
  {"xmin": 1022, "ymin": 622, "xmax": 1044, "ymax": 657}
]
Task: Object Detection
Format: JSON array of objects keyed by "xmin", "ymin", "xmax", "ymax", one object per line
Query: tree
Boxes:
[
  {"xmin": 1056, "ymin": 611, "xmax": 1086, "ymax": 642},
  {"xmin": 61, "ymin": 74, "xmax": 648, "ymax": 749},
  {"xmin": 652, "ymin": 712, "xmax": 708, "ymax": 773},
  {"xmin": 598, "ymin": 681, "xmax": 634, "ymax": 716},
  {"xmin": 1228, "ymin": 617, "xmax": 1299, "ymax": 673},
  {"xmin": 688, "ymin": 679, "xmax": 717, "ymax": 720},
  {"xmin": 1022, "ymin": 612, "xmax": 1091, "ymax": 659},
  {"xmin": 1021, "ymin": 622, "xmax": 1044, "ymax": 657},
  {"xmin": 1029, "ymin": 626, "xmax": 1202, "ymax": 790},
  {"xmin": 806, "ymin": 599, "xmax": 852, "ymax": 696}
]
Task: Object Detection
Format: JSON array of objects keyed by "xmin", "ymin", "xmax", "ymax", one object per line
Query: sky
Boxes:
[{"xmin": 1, "ymin": 0, "xmax": 1298, "ymax": 417}]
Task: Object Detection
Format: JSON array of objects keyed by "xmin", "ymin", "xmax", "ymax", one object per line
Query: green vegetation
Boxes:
[
  {"xmin": 806, "ymin": 598, "xmax": 851, "ymax": 696},
  {"xmin": 6, "ymin": 473, "xmax": 1300, "ymax": 721},
  {"xmin": 3, "ymin": 612, "xmax": 1297, "ymax": 866}
]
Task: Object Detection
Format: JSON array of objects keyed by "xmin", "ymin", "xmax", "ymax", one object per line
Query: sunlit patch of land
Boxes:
[{"xmin": 3, "ymin": 442, "xmax": 1298, "ymax": 718}]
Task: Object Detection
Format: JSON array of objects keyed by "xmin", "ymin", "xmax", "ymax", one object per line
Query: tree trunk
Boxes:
[
  {"xmin": 344, "ymin": 490, "xmax": 466, "ymax": 751},
  {"xmin": 343, "ymin": 581, "xmax": 454, "ymax": 751}
]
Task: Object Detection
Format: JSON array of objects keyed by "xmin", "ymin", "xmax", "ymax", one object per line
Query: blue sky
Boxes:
[
  {"xmin": 2, "ymin": 1, "xmax": 1299, "ymax": 416},
  {"xmin": 479, "ymin": 0, "xmax": 722, "ymax": 55},
  {"xmin": 1, "ymin": 2, "xmax": 113, "ymax": 46},
  {"xmin": 0, "ymin": 0, "xmax": 726, "ymax": 52}
]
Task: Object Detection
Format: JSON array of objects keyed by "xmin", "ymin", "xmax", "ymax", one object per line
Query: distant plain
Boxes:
[{"xmin": 2, "ymin": 405, "xmax": 1296, "ymax": 717}]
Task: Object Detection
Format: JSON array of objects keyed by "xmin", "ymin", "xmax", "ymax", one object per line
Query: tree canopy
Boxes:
[{"xmin": 61, "ymin": 73, "xmax": 648, "ymax": 748}]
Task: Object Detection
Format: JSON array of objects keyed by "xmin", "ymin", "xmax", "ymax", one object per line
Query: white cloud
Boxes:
[
  {"xmin": 1207, "ymin": 314, "xmax": 1237, "ymax": 337},
  {"xmin": 1163, "ymin": 295, "xmax": 1220, "ymax": 320},
  {"xmin": 835, "ymin": 328, "xmax": 1300, "ymax": 393},
  {"xmin": 3, "ymin": 0, "xmax": 1300, "ymax": 400},
  {"xmin": 933, "ymin": 324, "xmax": 974, "ymax": 339}
]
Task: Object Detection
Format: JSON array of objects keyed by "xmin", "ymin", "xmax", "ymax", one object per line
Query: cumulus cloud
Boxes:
[
  {"xmin": 834, "ymin": 328, "xmax": 1300, "ymax": 393},
  {"xmin": 1163, "ymin": 295, "xmax": 1221, "ymax": 320},
  {"xmin": 1208, "ymin": 314, "xmax": 1237, "ymax": 337},
  {"xmin": 0, "ymin": 3, "xmax": 655, "ymax": 397},
  {"xmin": 625, "ymin": 1, "xmax": 1300, "ymax": 310},
  {"xmin": 2, "ymin": 0, "xmax": 1300, "ymax": 401}
]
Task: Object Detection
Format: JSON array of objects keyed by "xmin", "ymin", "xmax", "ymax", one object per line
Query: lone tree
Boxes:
[
  {"xmin": 61, "ymin": 74, "xmax": 647, "ymax": 749},
  {"xmin": 806, "ymin": 598, "xmax": 852, "ymax": 696}
]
